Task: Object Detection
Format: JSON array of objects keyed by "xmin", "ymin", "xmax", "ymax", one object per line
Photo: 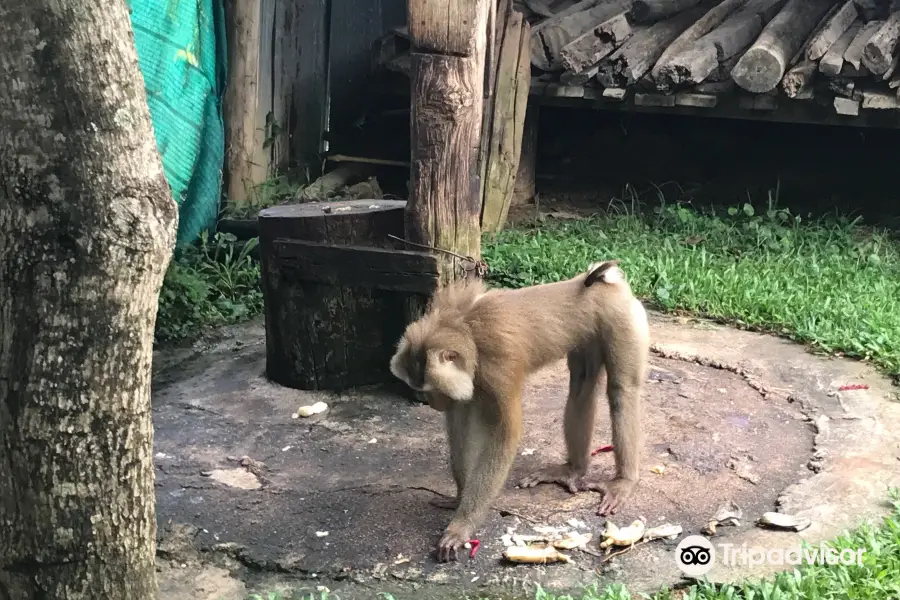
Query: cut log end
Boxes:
[{"xmin": 731, "ymin": 47, "xmax": 788, "ymax": 93}]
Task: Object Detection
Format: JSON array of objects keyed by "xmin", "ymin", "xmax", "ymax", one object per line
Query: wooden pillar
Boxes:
[
  {"xmin": 223, "ymin": 0, "xmax": 267, "ymax": 208},
  {"xmin": 406, "ymin": 0, "xmax": 492, "ymax": 282},
  {"xmin": 512, "ymin": 101, "xmax": 539, "ymax": 206},
  {"xmin": 479, "ymin": 1, "xmax": 532, "ymax": 234}
]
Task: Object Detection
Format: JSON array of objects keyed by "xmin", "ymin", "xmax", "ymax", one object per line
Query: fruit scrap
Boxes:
[
  {"xmin": 703, "ymin": 500, "xmax": 742, "ymax": 535},
  {"xmin": 838, "ymin": 383, "xmax": 869, "ymax": 391},
  {"xmin": 503, "ymin": 545, "xmax": 571, "ymax": 564},
  {"xmin": 293, "ymin": 401, "xmax": 328, "ymax": 418},
  {"xmin": 643, "ymin": 523, "xmax": 682, "ymax": 541},
  {"xmin": 756, "ymin": 512, "xmax": 811, "ymax": 532},
  {"xmin": 650, "ymin": 465, "xmax": 666, "ymax": 474},
  {"xmin": 591, "ymin": 444, "xmax": 614, "ymax": 456},
  {"xmin": 599, "ymin": 519, "xmax": 646, "ymax": 549},
  {"xmin": 552, "ymin": 531, "xmax": 593, "ymax": 550}
]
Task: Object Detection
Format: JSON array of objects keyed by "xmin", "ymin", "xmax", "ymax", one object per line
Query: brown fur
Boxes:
[{"xmin": 389, "ymin": 260, "xmax": 650, "ymax": 562}]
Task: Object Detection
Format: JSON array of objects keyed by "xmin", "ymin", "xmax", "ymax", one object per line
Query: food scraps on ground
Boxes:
[
  {"xmin": 552, "ymin": 532, "xmax": 593, "ymax": 550},
  {"xmin": 293, "ymin": 401, "xmax": 328, "ymax": 418},
  {"xmin": 650, "ymin": 465, "xmax": 666, "ymax": 474},
  {"xmin": 599, "ymin": 519, "xmax": 646, "ymax": 549},
  {"xmin": 315, "ymin": 531, "xmax": 329, "ymax": 537},
  {"xmin": 838, "ymin": 383, "xmax": 869, "ymax": 391},
  {"xmin": 703, "ymin": 500, "xmax": 742, "ymax": 535},
  {"xmin": 756, "ymin": 511, "xmax": 812, "ymax": 532},
  {"xmin": 643, "ymin": 523, "xmax": 683, "ymax": 541},
  {"xmin": 591, "ymin": 444, "xmax": 614, "ymax": 456},
  {"xmin": 503, "ymin": 545, "xmax": 571, "ymax": 564}
]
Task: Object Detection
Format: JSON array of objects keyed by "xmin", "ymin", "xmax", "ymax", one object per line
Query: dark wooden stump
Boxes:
[{"xmin": 259, "ymin": 199, "xmax": 439, "ymax": 391}]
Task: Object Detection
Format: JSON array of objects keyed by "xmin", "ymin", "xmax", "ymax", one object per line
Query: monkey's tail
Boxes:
[{"xmin": 584, "ymin": 260, "xmax": 622, "ymax": 287}]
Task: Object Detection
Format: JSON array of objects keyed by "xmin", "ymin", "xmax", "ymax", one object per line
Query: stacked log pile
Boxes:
[{"xmin": 519, "ymin": 0, "xmax": 900, "ymax": 114}]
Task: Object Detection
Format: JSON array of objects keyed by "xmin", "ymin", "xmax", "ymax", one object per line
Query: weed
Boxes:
[
  {"xmin": 222, "ymin": 173, "xmax": 308, "ymax": 220},
  {"xmin": 155, "ymin": 231, "xmax": 263, "ymax": 342}
]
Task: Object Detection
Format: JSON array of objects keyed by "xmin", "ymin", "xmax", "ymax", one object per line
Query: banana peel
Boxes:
[
  {"xmin": 599, "ymin": 519, "xmax": 646, "ymax": 549},
  {"xmin": 503, "ymin": 545, "xmax": 571, "ymax": 564}
]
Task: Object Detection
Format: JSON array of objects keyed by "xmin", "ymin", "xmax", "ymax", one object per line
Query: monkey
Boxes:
[{"xmin": 389, "ymin": 259, "xmax": 650, "ymax": 562}]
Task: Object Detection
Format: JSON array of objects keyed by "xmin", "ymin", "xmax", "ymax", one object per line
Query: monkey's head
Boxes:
[{"xmin": 389, "ymin": 311, "xmax": 478, "ymax": 403}]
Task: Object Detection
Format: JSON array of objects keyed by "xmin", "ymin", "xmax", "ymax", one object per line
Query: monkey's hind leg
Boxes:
[
  {"xmin": 518, "ymin": 348, "xmax": 604, "ymax": 494},
  {"xmin": 581, "ymin": 305, "xmax": 649, "ymax": 516}
]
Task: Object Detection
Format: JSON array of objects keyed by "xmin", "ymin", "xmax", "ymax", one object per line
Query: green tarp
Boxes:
[{"xmin": 127, "ymin": 0, "xmax": 227, "ymax": 247}]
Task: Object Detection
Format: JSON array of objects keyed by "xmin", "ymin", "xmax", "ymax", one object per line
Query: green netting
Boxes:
[{"xmin": 127, "ymin": 0, "xmax": 227, "ymax": 247}]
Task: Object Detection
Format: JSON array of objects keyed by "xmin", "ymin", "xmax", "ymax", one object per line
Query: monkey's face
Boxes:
[
  {"xmin": 389, "ymin": 338, "xmax": 475, "ymax": 402},
  {"xmin": 389, "ymin": 320, "xmax": 476, "ymax": 402}
]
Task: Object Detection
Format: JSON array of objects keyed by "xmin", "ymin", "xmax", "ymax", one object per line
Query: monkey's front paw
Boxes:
[
  {"xmin": 436, "ymin": 521, "xmax": 474, "ymax": 562},
  {"xmin": 583, "ymin": 478, "xmax": 636, "ymax": 516},
  {"xmin": 518, "ymin": 464, "xmax": 584, "ymax": 494}
]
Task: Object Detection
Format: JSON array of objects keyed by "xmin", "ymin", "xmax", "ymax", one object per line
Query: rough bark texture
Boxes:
[
  {"xmin": 512, "ymin": 103, "xmax": 539, "ymax": 206},
  {"xmin": 844, "ymin": 19, "xmax": 883, "ymax": 69},
  {"xmin": 629, "ymin": 0, "xmax": 706, "ymax": 22},
  {"xmin": 805, "ymin": 0, "xmax": 857, "ymax": 60},
  {"xmin": 861, "ymin": 11, "xmax": 900, "ymax": 75},
  {"xmin": 258, "ymin": 201, "xmax": 438, "ymax": 391},
  {"xmin": 730, "ymin": 0, "xmax": 837, "ymax": 93},
  {"xmin": 0, "ymin": 0, "xmax": 178, "ymax": 598},
  {"xmin": 600, "ymin": 4, "xmax": 709, "ymax": 87},
  {"xmin": 222, "ymin": 0, "xmax": 266, "ymax": 207},
  {"xmin": 481, "ymin": 6, "xmax": 532, "ymax": 234},
  {"xmin": 557, "ymin": 1, "xmax": 634, "ymax": 73},
  {"xmin": 408, "ymin": 0, "xmax": 490, "ymax": 281},
  {"xmin": 529, "ymin": 0, "xmax": 608, "ymax": 70},
  {"xmin": 650, "ymin": 0, "xmax": 748, "ymax": 88},
  {"xmin": 819, "ymin": 20, "xmax": 861, "ymax": 75}
]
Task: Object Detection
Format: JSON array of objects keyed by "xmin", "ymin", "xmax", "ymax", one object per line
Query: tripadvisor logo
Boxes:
[
  {"xmin": 674, "ymin": 534, "xmax": 866, "ymax": 577},
  {"xmin": 675, "ymin": 535, "xmax": 715, "ymax": 577}
]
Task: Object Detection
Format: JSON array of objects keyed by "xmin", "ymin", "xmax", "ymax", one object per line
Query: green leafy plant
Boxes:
[
  {"xmin": 155, "ymin": 231, "xmax": 263, "ymax": 342},
  {"xmin": 222, "ymin": 172, "xmax": 309, "ymax": 220},
  {"xmin": 484, "ymin": 201, "xmax": 900, "ymax": 379}
]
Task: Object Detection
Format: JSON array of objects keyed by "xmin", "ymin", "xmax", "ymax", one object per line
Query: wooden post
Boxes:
[
  {"xmin": 480, "ymin": 3, "xmax": 533, "ymax": 234},
  {"xmin": 407, "ymin": 0, "xmax": 491, "ymax": 282},
  {"xmin": 512, "ymin": 101, "xmax": 539, "ymax": 206},
  {"xmin": 223, "ymin": 0, "xmax": 268, "ymax": 208}
]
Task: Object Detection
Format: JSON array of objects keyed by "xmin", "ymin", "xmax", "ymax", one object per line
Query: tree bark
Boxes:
[{"xmin": 0, "ymin": 0, "xmax": 178, "ymax": 598}]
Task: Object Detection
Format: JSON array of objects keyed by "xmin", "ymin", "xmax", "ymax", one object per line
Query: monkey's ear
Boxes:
[{"xmin": 439, "ymin": 349, "xmax": 459, "ymax": 363}]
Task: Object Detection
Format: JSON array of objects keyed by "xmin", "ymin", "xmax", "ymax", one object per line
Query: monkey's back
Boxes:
[{"xmin": 464, "ymin": 276, "xmax": 636, "ymax": 374}]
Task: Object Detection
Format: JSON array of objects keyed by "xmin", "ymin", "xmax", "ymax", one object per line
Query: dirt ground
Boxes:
[{"xmin": 151, "ymin": 312, "xmax": 900, "ymax": 600}]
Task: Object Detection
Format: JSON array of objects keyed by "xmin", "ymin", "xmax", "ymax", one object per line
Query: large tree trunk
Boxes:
[{"xmin": 0, "ymin": 1, "xmax": 178, "ymax": 598}]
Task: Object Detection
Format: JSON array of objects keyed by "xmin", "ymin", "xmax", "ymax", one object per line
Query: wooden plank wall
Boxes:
[
  {"xmin": 259, "ymin": 0, "xmax": 330, "ymax": 177},
  {"xmin": 223, "ymin": 0, "xmax": 405, "ymax": 209},
  {"xmin": 327, "ymin": 0, "xmax": 407, "ymax": 145}
]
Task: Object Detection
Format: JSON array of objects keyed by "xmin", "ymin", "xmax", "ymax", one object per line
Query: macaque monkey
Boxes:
[{"xmin": 389, "ymin": 260, "xmax": 650, "ymax": 562}]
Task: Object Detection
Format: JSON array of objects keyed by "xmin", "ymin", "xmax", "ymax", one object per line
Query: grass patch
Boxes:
[
  {"xmin": 483, "ymin": 201, "xmax": 900, "ymax": 379},
  {"xmin": 155, "ymin": 231, "xmax": 263, "ymax": 343}
]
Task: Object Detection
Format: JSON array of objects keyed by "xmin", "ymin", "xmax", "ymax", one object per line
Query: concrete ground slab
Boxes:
[{"xmin": 151, "ymin": 313, "xmax": 900, "ymax": 599}]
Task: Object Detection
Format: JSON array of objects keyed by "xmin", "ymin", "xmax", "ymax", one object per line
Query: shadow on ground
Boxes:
[{"xmin": 152, "ymin": 313, "xmax": 900, "ymax": 600}]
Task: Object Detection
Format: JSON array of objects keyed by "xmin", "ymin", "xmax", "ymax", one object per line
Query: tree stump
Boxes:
[{"xmin": 259, "ymin": 199, "xmax": 439, "ymax": 391}]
